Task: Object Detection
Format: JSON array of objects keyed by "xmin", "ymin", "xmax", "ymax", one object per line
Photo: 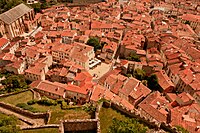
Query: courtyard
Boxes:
[{"xmin": 88, "ymin": 62, "xmax": 112, "ymax": 80}]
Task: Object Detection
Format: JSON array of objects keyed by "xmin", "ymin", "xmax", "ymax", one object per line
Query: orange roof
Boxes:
[
  {"xmin": 120, "ymin": 99, "xmax": 134, "ymax": 110},
  {"xmin": 61, "ymin": 30, "xmax": 76, "ymax": 37},
  {"xmin": 139, "ymin": 103, "xmax": 167, "ymax": 122},
  {"xmin": 25, "ymin": 63, "xmax": 46, "ymax": 75},
  {"xmin": 119, "ymin": 78, "xmax": 139, "ymax": 97},
  {"xmin": 177, "ymin": 92, "xmax": 195, "ymax": 103},
  {"xmin": 99, "ymin": 69, "xmax": 121, "ymax": 85},
  {"xmin": 74, "ymin": 71, "xmax": 92, "ymax": 81},
  {"xmin": 0, "ymin": 38, "xmax": 9, "ymax": 48},
  {"xmin": 31, "ymin": 80, "xmax": 66, "ymax": 97},
  {"xmin": 154, "ymin": 70, "xmax": 175, "ymax": 92},
  {"xmin": 31, "ymin": 80, "xmax": 89, "ymax": 96},
  {"xmin": 66, "ymin": 83, "xmax": 88, "ymax": 95},
  {"xmin": 181, "ymin": 14, "xmax": 200, "ymax": 23}
]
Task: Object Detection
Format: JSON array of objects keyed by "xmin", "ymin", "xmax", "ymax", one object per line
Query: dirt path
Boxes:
[{"xmin": 0, "ymin": 106, "xmax": 45, "ymax": 126}]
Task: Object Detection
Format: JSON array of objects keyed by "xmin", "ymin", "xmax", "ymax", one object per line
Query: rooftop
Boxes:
[{"xmin": 0, "ymin": 3, "xmax": 32, "ymax": 24}]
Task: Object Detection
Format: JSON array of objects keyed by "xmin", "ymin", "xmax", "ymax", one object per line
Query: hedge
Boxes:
[{"xmin": 16, "ymin": 103, "xmax": 39, "ymax": 113}]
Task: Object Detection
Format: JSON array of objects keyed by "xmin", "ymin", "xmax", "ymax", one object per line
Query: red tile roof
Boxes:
[
  {"xmin": 0, "ymin": 38, "xmax": 9, "ymax": 48},
  {"xmin": 90, "ymin": 85, "xmax": 106, "ymax": 102},
  {"xmin": 31, "ymin": 80, "xmax": 66, "ymax": 97},
  {"xmin": 31, "ymin": 80, "xmax": 89, "ymax": 96},
  {"xmin": 61, "ymin": 30, "xmax": 77, "ymax": 37},
  {"xmin": 98, "ymin": 69, "xmax": 121, "ymax": 85},
  {"xmin": 74, "ymin": 71, "xmax": 92, "ymax": 82},
  {"xmin": 119, "ymin": 78, "xmax": 139, "ymax": 97},
  {"xmin": 139, "ymin": 103, "xmax": 167, "ymax": 122},
  {"xmin": 154, "ymin": 70, "xmax": 175, "ymax": 92},
  {"xmin": 181, "ymin": 14, "xmax": 200, "ymax": 23}
]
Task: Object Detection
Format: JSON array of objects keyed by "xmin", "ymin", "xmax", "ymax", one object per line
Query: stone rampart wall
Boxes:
[{"xmin": 0, "ymin": 102, "xmax": 50, "ymax": 122}]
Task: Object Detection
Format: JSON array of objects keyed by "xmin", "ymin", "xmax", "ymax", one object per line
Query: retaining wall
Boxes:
[
  {"xmin": 0, "ymin": 102, "xmax": 50, "ymax": 123},
  {"xmin": 95, "ymin": 103, "xmax": 102, "ymax": 133},
  {"xmin": 59, "ymin": 103, "xmax": 102, "ymax": 133},
  {"xmin": 21, "ymin": 124, "xmax": 60, "ymax": 130},
  {"xmin": 0, "ymin": 89, "xmax": 29, "ymax": 98},
  {"xmin": 62, "ymin": 119, "xmax": 98, "ymax": 132}
]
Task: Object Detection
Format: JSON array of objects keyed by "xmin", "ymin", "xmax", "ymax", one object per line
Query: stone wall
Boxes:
[
  {"xmin": 0, "ymin": 102, "xmax": 50, "ymax": 123},
  {"xmin": 103, "ymin": 102, "xmax": 179, "ymax": 133},
  {"xmin": 59, "ymin": 103, "xmax": 102, "ymax": 133},
  {"xmin": 62, "ymin": 119, "xmax": 98, "ymax": 132},
  {"xmin": 95, "ymin": 103, "xmax": 102, "ymax": 133},
  {"xmin": 0, "ymin": 89, "xmax": 29, "ymax": 98},
  {"xmin": 21, "ymin": 124, "xmax": 60, "ymax": 130}
]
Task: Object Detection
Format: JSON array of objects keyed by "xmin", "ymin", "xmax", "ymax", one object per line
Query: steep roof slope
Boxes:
[{"xmin": 0, "ymin": 3, "xmax": 32, "ymax": 24}]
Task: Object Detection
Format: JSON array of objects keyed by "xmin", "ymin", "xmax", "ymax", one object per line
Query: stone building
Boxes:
[{"xmin": 0, "ymin": 3, "xmax": 36, "ymax": 39}]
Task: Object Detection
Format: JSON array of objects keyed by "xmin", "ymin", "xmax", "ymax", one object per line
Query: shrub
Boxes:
[
  {"xmin": 176, "ymin": 126, "xmax": 189, "ymax": 133},
  {"xmin": 82, "ymin": 103, "xmax": 96, "ymax": 112},
  {"xmin": 27, "ymin": 99, "xmax": 38, "ymax": 105},
  {"xmin": 16, "ymin": 103, "xmax": 27, "ymax": 108},
  {"xmin": 16, "ymin": 103, "xmax": 38, "ymax": 113},
  {"xmin": 108, "ymin": 118, "xmax": 148, "ymax": 133},
  {"xmin": 0, "ymin": 114, "xmax": 20, "ymax": 133},
  {"xmin": 61, "ymin": 101, "xmax": 68, "ymax": 110},
  {"xmin": 37, "ymin": 98, "xmax": 57, "ymax": 106},
  {"xmin": 98, "ymin": 98, "xmax": 110, "ymax": 104},
  {"xmin": 56, "ymin": 99, "xmax": 64, "ymax": 104}
]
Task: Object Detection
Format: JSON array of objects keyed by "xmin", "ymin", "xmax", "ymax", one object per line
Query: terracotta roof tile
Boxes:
[{"xmin": 0, "ymin": 38, "xmax": 9, "ymax": 48}]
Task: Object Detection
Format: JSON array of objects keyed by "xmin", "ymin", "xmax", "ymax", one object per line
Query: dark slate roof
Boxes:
[{"xmin": 0, "ymin": 3, "xmax": 32, "ymax": 24}]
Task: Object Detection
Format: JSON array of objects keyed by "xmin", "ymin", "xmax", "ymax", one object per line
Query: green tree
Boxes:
[
  {"xmin": 0, "ymin": 0, "xmax": 23, "ymax": 13},
  {"xmin": 0, "ymin": 114, "xmax": 20, "ymax": 133},
  {"xmin": 184, "ymin": 21, "xmax": 190, "ymax": 25},
  {"xmin": 147, "ymin": 74, "xmax": 159, "ymax": 91},
  {"xmin": 108, "ymin": 118, "xmax": 147, "ymax": 133},
  {"xmin": 142, "ymin": 80, "xmax": 148, "ymax": 86},
  {"xmin": 132, "ymin": 69, "xmax": 146, "ymax": 81},
  {"xmin": 175, "ymin": 126, "xmax": 189, "ymax": 133},
  {"xmin": 30, "ymin": 3, "xmax": 41, "ymax": 13},
  {"xmin": 41, "ymin": 1, "xmax": 51, "ymax": 9},
  {"xmin": 87, "ymin": 38, "xmax": 101, "ymax": 52},
  {"xmin": 1, "ymin": 75, "xmax": 28, "ymax": 93},
  {"xmin": 124, "ymin": 73, "xmax": 132, "ymax": 78},
  {"xmin": 126, "ymin": 52, "xmax": 140, "ymax": 62}
]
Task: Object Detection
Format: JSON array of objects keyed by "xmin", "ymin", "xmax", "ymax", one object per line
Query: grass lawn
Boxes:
[
  {"xmin": 31, "ymin": 104, "xmax": 60, "ymax": 112},
  {"xmin": 49, "ymin": 108, "xmax": 91, "ymax": 124},
  {"xmin": 20, "ymin": 128, "xmax": 59, "ymax": 133},
  {"xmin": 99, "ymin": 107, "xmax": 128, "ymax": 133},
  {"xmin": 0, "ymin": 112, "xmax": 19, "ymax": 120},
  {"xmin": 0, "ymin": 91, "xmax": 91, "ymax": 124},
  {"xmin": 0, "ymin": 91, "xmax": 33, "ymax": 105},
  {"xmin": 31, "ymin": 104, "xmax": 91, "ymax": 124},
  {"xmin": 0, "ymin": 112, "xmax": 9, "ymax": 118}
]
